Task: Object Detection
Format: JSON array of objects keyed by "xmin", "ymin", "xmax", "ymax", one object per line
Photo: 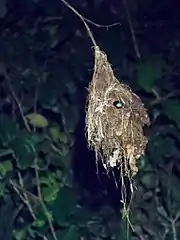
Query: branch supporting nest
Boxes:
[{"xmin": 60, "ymin": 0, "xmax": 150, "ymax": 218}]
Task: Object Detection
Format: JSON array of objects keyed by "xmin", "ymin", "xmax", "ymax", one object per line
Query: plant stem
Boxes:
[{"xmin": 60, "ymin": 0, "xmax": 97, "ymax": 48}]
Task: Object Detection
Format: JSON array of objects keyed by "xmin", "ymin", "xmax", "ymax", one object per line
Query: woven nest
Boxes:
[{"xmin": 85, "ymin": 47, "xmax": 150, "ymax": 178}]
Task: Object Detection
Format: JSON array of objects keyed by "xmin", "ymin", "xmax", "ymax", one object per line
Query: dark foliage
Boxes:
[{"xmin": 0, "ymin": 0, "xmax": 180, "ymax": 239}]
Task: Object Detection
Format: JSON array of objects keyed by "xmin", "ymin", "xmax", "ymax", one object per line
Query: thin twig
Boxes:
[
  {"xmin": 6, "ymin": 73, "xmax": 36, "ymax": 220},
  {"xmin": 60, "ymin": 0, "xmax": 97, "ymax": 48},
  {"xmin": 5, "ymin": 73, "xmax": 31, "ymax": 132},
  {"xmin": 45, "ymin": 15, "xmax": 121, "ymax": 29},
  {"xmin": 33, "ymin": 81, "xmax": 58, "ymax": 239},
  {"xmin": 171, "ymin": 220, "xmax": 178, "ymax": 240},
  {"xmin": 32, "ymin": 57, "xmax": 58, "ymax": 240},
  {"xmin": 150, "ymin": 90, "xmax": 180, "ymax": 106},
  {"xmin": 10, "ymin": 178, "xmax": 52, "ymax": 239},
  {"xmin": 9, "ymin": 180, "xmax": 39, "ymax": 201},
  {"xmin": 10, "ymin": 179, "xmax": 37, "ymax": 220},
  {"xmin": 34, "ymin": 157, "xmax": 58, "ymax": 240},
  {"xmin": 18, "ymin": 172, "xmax": 37, "ymax": 220},
  {"xmin": 122, "ymin": 0, "xmax": 141, "ymax": 59},
  {"xmin": 171, "ymin": 211, "xmax": 180, "ymax": 240},
  {"xmin": 6, "ymin": 73, "xmax": 57, "ymax": 240}
]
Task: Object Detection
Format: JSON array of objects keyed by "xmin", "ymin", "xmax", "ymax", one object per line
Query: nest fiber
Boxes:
[{"xmin": 86, "ymin": 47, "xmax": 150, "ymax": 176}]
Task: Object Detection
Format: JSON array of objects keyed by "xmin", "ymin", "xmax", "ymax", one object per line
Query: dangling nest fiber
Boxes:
[{"xmin": 85, "ymin": 47, "xmax": 150, "ymax": 180}]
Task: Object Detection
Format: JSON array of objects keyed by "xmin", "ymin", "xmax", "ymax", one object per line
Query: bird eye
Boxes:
[{"xmin": 113, "ymin": 100, "xmax": 124, "ymax": 108}]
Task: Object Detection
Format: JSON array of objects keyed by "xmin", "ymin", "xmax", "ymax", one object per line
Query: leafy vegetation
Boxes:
[{"xmin": 0, "ymin": 0, "xmax": 180, "ymax": 239}]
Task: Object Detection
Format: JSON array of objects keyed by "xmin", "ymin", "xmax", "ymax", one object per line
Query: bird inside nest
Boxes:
[
  {"xmin": 96, "ymin": 82, "xmax": 149, "ymax": 173},
  {"xmin": 86, "ymin": 48, "xmax": 150, "ymax": 176},
  {"xmin": 107, "ymin": 84, "xmax": 150, "ymax": 173}
]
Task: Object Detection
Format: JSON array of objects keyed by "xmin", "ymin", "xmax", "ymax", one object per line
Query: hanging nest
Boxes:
[{"xmin": 85, "ymin": 46, "xmax": 150, "ymax": 181}]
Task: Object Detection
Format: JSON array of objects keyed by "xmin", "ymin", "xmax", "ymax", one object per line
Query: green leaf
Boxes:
[
  {"xmin": 61, "ymin": 104, "xmax": 79, "ymax": 133},
  {"xmin": 26, "ymin": 113, "xmax": 48, "ymax": 128},
  {"xmin": 167, "ymin": 175, "xmax": 180, "ymax": 202},
  {"xmin": 13, "ymin": 229, "xmax": 27, "ymax": 240},
  {"xmin": 49, "ymin": 127, "xmax": 68, "ymax": 144},
  {"xmin": 74, "ymin": 207, "xmax": 90, "ymax": 225},
  {"xmin": 0, "ymin": 149, "xmax": 13, "ymax": 158},
  {"xmin": 62, "ymin": 225, "xmax": 78, "ymax": 240},
  {"xmin": 140, "ymin": 171, "xmax": 156, "ymax": 189},
  {"xmin": 41, "ymin": 174, "xmax": 59, "ymax": 203},
  {"xmin": 39, "ymin": 172, "xmax": 59, "ymax": 187},
  {"xmin": 32, "ymin": 218, "xmax": 46, "ymax": 229},
  {"xmin": 0, "ymin": 114, "xmax": 19, "ymax": 147},
  {"xmin": 163, "ymin": 100, "xmax": 180, "ymax": 129},
  {"xmin": 33, "ymin": 205, "xmax": 51, "ymax": 226},
  {"xmin": 117, "ymin": 217, "xmax": 132, "ymax": 240},
  {"xmin": 0, "ymin": 182, "xmax": 5, "ymax": 196},
  {"xmin": 51, "ymin": 186, "xmax": 77, "ymax": 223},
  {"xmin": 42, "ymin": 186, "xmax": 59, "ymax": 203},
  {"xmin": 0, "ymin": 160, "xmax": 13, "ymax": 177},
  {"xmin": 160, "ymin": 170, "xmax": 180, "ymax": 215},
  {"xmin": 55, "ymin": 226, "xmax": 78, "ymax": 240},
  {"xmin": 137, "ymin": 55, "xmax": 165, "ymax": 92},
  {"xmin": 10, "ymin": 133, "xmax": 36, "ymax": 169},
  {"xmin": 87, "ymin": 219, "xmax": 107, "ymax": 238},
  {"xmin": 59, "ymin": 132, "xmax": 68, "ymax": 144},
  {"xmin": 49, "ymin": 127, "xmax": 61, "ymax": 143}
]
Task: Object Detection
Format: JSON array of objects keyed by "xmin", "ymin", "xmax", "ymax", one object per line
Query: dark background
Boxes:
[{"xmin": 0, "ymin": 0, "xmax": 180, "ymax": 239}]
